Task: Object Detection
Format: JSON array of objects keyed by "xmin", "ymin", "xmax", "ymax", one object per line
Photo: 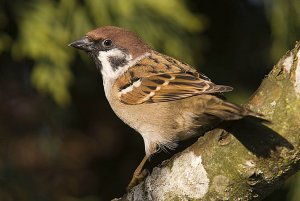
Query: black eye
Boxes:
[{"xmin": 102, "ymin": 39, "xmax": 113, "ymax": 48}]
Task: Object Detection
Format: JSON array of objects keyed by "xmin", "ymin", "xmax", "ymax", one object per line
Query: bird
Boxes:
[{"xmin": 69, "ymin": 26, "xmax": 260, "ymax": 190}]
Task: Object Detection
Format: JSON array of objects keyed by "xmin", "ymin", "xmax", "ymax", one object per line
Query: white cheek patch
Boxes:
[{"xmin": 97, "ymin": 49, "xmax": 132, "ymax": 79}]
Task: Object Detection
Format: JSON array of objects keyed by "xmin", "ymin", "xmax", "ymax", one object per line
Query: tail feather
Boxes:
[{"xmin": 204, "ymin": 100, "xmax": 263, "ymax": 121}]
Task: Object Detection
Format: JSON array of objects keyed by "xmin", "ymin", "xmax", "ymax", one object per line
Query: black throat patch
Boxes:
[
  {"xmin": 108, "ymin": 56, "xmax": 129, "ymax": 71},
  {"xmin": 88, "ymin": 52, "xmax": 102, "ymax": 71}
]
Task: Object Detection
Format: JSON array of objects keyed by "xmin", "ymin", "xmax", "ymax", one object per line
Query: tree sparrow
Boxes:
[{"xmin": 69, "ymin": 26, "xmax": 258, "ymax": 190}]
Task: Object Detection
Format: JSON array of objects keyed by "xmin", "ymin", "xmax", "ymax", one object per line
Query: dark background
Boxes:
[{"xmin": 0, "ymin": 0, "xmax": 300, "ymax": 200}]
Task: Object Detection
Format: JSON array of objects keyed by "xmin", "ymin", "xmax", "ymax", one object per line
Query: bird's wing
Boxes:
[{"xmin": 118, "ymin": 72, "xmax": 233, "ymax": 105}]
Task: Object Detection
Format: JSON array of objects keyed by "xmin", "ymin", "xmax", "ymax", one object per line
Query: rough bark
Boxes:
[{"xmin": 114, "ymin": 43, "xmax": 300, "ymax": 201}]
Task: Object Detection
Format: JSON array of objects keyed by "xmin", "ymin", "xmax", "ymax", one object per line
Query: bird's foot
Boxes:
[{"xmin": 127, "ymin": 169, "xmax": 149, "ymax": 191}]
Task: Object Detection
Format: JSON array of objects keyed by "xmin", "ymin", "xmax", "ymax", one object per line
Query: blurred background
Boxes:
[{"xmin": 0, "ymin": 0, "xmax": 300, "ymax": 200}]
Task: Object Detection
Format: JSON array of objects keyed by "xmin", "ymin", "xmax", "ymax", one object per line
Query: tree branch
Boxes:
[{"xmin": 114, "ymin": 42, "xmax": 300, "ymax": 201}]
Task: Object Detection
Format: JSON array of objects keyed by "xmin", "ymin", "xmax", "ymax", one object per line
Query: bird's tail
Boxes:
[{"xmin": 204, "ymin": 100, "xmax": 263, "ymax": 121}]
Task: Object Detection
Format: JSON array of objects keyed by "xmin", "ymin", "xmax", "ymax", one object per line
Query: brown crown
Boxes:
[{"xmin": 86, "ymin": 26, "xmax": 151, "ymax": 58}]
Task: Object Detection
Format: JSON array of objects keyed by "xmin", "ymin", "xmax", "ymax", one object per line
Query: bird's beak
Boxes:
[{"xmin": 68, "ymin": 37, "xmax": 94, "ymax": 52}]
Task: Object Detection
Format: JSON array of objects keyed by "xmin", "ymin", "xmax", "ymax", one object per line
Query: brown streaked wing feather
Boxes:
[{"xmin": 119, "ymin": 72, "xmax": 233, "ymax": 105}]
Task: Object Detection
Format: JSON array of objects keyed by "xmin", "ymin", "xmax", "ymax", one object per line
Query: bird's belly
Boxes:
[{"xmin": 107, "ymin": 95, "xmax": 209, "ymax": 144}]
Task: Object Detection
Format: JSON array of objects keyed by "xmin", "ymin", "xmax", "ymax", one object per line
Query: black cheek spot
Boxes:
[{"xmin": 108, "ymin": 56, "xmax": 128, "ymax": 71}]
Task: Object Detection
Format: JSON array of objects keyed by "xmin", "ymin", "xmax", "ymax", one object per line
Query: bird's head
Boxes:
[{"xmin": 69, "ymin": 26, "xmax": 150, "ymax": 79}]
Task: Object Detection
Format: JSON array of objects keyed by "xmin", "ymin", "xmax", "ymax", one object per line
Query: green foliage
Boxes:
[
  {"xmin": 264, "ymin": 0, "xmax": 300, "ymax": 61},
  {"xmin": 12, "ymin": 0, "xmax": 90, "ymax": 106},
  {"xmin": 11, "ymin": 0, "xmax": 204, "ymax": 106}
]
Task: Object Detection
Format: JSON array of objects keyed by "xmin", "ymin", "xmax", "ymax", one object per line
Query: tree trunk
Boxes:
[{"xmin": 114, "ymin": 42, "xmax": 300, "ymax": 201}]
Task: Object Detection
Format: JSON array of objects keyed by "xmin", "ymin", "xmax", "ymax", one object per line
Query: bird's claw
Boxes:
[{"xmin": 127, "ymin": 169, "xmax": 149, "ymax": 191}]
